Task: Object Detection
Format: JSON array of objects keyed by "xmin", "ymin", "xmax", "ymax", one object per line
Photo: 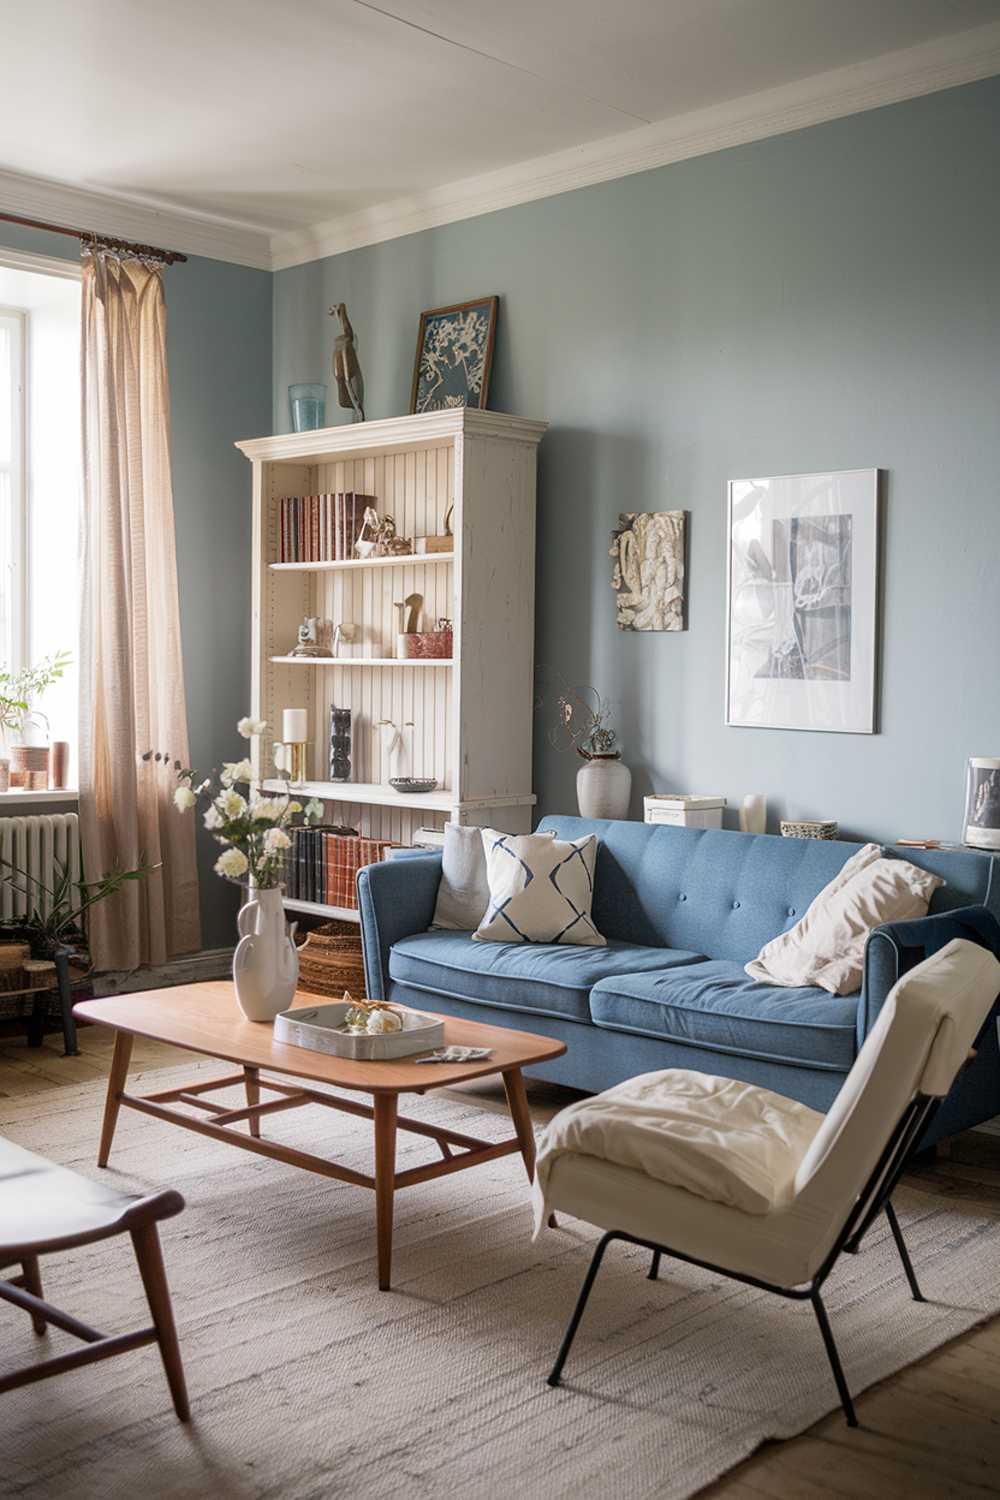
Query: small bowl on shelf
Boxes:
[{"xmin": 389, "ymin": 777, "xmax": 438, "ymax": 796}]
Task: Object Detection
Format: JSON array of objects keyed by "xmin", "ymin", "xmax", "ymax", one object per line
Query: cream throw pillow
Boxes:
[
  {"xmin": 746, "ymin": 842, "xmax": 943, "ymax": 995},
  {"xmin": 432, "ymin": 824, "xmax": 556, "ymax": 930},
  {"xmin": 473, "ymin": 829, "xmax": 606, "ymax": 947}
]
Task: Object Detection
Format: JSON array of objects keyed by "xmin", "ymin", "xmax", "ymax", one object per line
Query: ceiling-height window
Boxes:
[{"xmin": 0, "ymin": 253, "xmax": 81, "ymax": 776}]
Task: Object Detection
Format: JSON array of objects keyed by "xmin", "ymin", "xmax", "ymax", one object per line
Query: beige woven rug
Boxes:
[{"xmin": 3, "ymin": 1061, "xmax": 1000, "ymax": 1500}]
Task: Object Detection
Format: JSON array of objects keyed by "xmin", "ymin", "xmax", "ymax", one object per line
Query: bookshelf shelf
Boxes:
[
  {"xmin": 269, "ymin": 552, "xmax": 454, "ymax": 573},
  {"xmin": 283, "ymin": 897, "xmax": 360, "ymax": 924},
  {"xmin": 269, "ymin": 656, "xmax": 454, "ymax": 668},
  {"xmin": 239, "ymin": 408, "xmax": 545, "ymax": 845}
]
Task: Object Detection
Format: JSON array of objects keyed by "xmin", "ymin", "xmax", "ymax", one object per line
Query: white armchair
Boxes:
[{"xmin": 533, "ymin": 938, "xmax": 1000, "ymax": 1427}]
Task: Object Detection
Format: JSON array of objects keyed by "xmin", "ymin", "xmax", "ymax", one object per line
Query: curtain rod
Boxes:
[{"xmin": 0, "ymin": 211, "xmax": 188, "ymax": 264}]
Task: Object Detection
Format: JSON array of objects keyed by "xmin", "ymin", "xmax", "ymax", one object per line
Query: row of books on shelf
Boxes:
[
  {"xmin": 278, "ymin": 492, "xmax": 375, "ymax": 563},
  {"xmin": 281, "ymin": 826, "xmax": 398, "ymax": 908}
]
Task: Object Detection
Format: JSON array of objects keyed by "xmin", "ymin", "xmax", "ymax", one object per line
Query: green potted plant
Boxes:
[{"xmin": 0, "ymin": 648, "xmax": 72, "ymax": 787}]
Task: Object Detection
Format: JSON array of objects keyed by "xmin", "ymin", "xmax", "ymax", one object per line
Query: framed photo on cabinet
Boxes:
[
  {"xmin": 410, "ymin": 296, "xmax": 498, "ymax": 414},
  {"xmin": 725, "ymin": 468, "xmax": 880, "ymax": 734}
]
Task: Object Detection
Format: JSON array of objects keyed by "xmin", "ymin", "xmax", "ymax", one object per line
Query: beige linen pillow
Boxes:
[
  {"xmin": 432, "ymin": 824, "xmax": 557, "ymax": 930},
  {"xmin": 746, "ymin": 843, "xmax": 943, "ymax": 995},
  {"xmin": 473, "ymin": 829, "xmax": 606, "ymax": 947}
]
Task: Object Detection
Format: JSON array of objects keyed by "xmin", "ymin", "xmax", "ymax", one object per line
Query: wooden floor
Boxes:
[{"xmin": 3, "ymin": 1025, "xmax": 1000, "ymax": 1498}]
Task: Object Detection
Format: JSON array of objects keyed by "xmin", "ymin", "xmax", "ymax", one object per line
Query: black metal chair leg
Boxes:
[
  {"xmin": 811, "ymin": 1290, "xmax": 858, "ymax": 1427},
  {"xmin": 547, "ymin": 1232, "xmax": 617, "ymax": 1388},
  {"xmin": 884, "ymin": 1200, "xmax": 924, "ymax": 1302},
  {"xmin": 648, "ymin": 1249, "xmax": 661, "ymax": 1281}
]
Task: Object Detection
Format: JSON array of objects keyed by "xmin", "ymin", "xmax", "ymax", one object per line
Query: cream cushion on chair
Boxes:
[
  {"xmin": 745, "ymin": 842, "xmax": 943, "ymax": 995},
  {"xmin": 534, "ymin": 939, "xmax": 1000, "ymax": 1289},
  {"xmin": 532, "ymin": 1071, "xmax": 823, "ymax": 1223}
]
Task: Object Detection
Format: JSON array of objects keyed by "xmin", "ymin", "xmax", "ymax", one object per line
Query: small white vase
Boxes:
[
  {"xmin": 232, "ymin": 886, "xmax": 299, "ymax": 1023},
  {"xmin": 576, "ymin": 755, "xmax": 632, "ymax": 820}
]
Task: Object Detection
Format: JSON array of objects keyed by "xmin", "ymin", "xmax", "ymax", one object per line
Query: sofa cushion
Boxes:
[
  {"xmin": 535, "ymin": 817, "xmax": 996, "ymax": 960},
  {"xmin": 388, "ymin": 930, "xmax": 704, "ymax": 1024},
  {"xmin": 589, "ymin": 961, "xmax": 859, "ymax": 1072}
]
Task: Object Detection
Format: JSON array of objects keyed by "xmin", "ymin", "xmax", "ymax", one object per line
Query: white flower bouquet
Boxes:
[{"xmin": 148, "ymin": 716, "xmax": 324, "ymax": 888}]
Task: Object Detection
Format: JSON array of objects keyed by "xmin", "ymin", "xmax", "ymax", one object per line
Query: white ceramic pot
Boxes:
[
  {"xmin": 232, "ymin": 886, "xmax": 299, "ymax": 1023},
  {"xmin": 576, "ymin": 755, "xmax": 632, "ymax": 820}
]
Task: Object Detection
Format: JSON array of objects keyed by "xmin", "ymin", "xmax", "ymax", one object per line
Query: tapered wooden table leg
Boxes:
[
  {"xmin": 502, "ymin": 1067, "xmax": 536, "ymax": 1182},
  {"xmin": 374, "ymin": 1094, "xmax": 398, "ymax": 1291},
  {"xmin": 502, "ymin": 1067, "xmax": 556, "ymax": 1226},
  {"xmin": 131, "ymin": 1223, "xmax": 190, "ymax": 1422},
  {"xmin": 98, "ymin": 1032, "xmax": 134, "ymax": 1167},
  {"xmin": 244, "ymin": 1066, "xmax": 261, "ymax": 1138}
]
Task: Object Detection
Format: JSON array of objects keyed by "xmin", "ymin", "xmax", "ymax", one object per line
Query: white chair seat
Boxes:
[
  {"xmin": 533, "ymin": 1068, "xmax": 824, "ymax": 1220},
  {"xmin": 542, "ymin": 1150, "xmax": 840, "ymax": 1289}
]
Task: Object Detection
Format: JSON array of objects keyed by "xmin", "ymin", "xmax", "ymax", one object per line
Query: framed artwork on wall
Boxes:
[
  {"xmin": 610, "ymin": 510, "xmax": 687, "ymax": 630},
  {"xmin": 410, "ymin": 296, "xmax": 498, "ymax": 414},
  {"xmin": 725, "ymin": 468, "xmax": 880, "ymax": 734}
]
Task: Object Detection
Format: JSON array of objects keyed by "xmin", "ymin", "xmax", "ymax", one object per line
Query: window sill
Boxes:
[{"xmin": 0, "ymin": 788, "xmax": 79, "ymax": 807}]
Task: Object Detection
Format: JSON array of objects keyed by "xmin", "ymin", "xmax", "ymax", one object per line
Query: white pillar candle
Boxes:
[
  {"xmin": 283, "ymin": 708, "xmax": 308, "ymax": 743},
  {"xmin": 740, "ymin": 794, "xmax": 767, "ymax": 834}
]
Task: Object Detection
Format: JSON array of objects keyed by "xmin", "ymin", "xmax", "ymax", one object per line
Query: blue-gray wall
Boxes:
[
  {"xmin": 274, "ymin": 78, "xmax": 1000, "ymax": 846},
  {"xmin": 0, "ymin": 222, "xmax": 272, "ymax": 947}
]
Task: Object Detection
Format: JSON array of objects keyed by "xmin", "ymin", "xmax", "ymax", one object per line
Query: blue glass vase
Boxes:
[{"xmin": 289, "ymin": 383, "xmax": 327, "ymax": 432}]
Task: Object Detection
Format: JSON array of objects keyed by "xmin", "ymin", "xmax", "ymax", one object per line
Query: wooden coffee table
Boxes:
[{"xmin": 74, "ymin": 983, "xmax": 566, "ymax": 1290}]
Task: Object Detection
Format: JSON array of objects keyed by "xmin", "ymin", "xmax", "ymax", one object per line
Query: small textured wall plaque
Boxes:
[{"xmin": 610, "ymin": 510, "xmax": 686, "ymax": 631}]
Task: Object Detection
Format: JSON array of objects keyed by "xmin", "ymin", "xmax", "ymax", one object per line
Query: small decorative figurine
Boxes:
[
  {"xmin": 354, "ymin": 508, "xmax": 412, "ymax": 560},
  {"xmin": 290, "ymin": 618, "xmax": 332, "ymax": 658},
  {"xmin": 329, "ymin": 303, "xmax": 365, "ymax": 422}
]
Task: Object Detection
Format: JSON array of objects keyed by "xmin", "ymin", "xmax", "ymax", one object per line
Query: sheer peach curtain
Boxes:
[{"xmin": 79, "ymin": 248, "xmax": 200, "ymax": 969}]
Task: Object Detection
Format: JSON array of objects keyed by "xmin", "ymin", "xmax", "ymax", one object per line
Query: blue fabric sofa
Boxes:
[{"xmin": 357, "ymin": 816, "xmax": 1000, "ymax": 1143}]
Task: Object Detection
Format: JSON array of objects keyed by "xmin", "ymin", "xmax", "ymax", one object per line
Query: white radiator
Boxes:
[{"xmin": 0, "ymin": 813, "xmax": 82, "ymax": 921}]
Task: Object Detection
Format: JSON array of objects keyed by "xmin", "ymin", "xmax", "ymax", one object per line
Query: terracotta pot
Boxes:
[
  {"xmin": 11, "ymin": 745, "xmax": 48, "ymax": 776},
  {"xmin": 49, "ymin": 741, "xmax": 70, "ymax": 789}
]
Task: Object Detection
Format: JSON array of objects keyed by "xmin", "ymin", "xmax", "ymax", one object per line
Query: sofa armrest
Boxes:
[
  {"xmin": 356, "ymin": 853, "xmax": 443, "ymax": 1000},
  {"xmin": 859, "ymin": 903, "xmax": 1000, "ymax": 1047}
]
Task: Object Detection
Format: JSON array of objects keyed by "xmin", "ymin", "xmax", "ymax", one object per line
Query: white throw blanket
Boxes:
[
  {"xmin": 532, "ymin": 1069, "xmax": 824, "ymax": 1235},
  {"xmin": 745, "ymin": 843, "xmax": 943, "ymax": 996}
]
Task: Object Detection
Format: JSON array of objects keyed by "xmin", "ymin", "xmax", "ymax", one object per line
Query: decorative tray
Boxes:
[{"xmin": 273, "ymin": 1001, "xmax": 445, "ymax": 1060}]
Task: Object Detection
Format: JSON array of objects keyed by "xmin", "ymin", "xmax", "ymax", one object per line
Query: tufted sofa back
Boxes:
[{"xmin": 536, "ymin": 816, "xmax": 999, "ymax": 962}]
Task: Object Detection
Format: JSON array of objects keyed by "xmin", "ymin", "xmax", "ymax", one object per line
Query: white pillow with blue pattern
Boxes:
[{"xmin": 473, "ymin": 829, "xmax": 606, "ymax": 947}]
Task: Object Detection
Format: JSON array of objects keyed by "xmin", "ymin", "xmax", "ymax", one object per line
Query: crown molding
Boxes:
[
  {"xmin": 0, "ymin": 167, "xmax": 273, "ymax": 270},
  {"xmin": 270, "ymin": 19, "xmax": 1000, "ymax": 271}
]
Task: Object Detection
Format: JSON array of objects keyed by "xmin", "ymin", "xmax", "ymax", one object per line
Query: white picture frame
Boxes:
[{"xmin": 725, "ymin": 469, "xmax": 880, "ymax": 734}]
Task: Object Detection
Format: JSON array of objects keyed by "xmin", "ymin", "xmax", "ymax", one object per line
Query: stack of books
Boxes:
[
  {"xmin": 278, "ymin": 492, "xmax": 374, "ymax": 563},
  {"xmin": 282, "ymin": 828, "xmax": 398, "ymax": 909}
]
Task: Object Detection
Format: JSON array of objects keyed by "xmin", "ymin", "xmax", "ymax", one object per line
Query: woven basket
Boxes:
[
  {"xmin": 296, "ymin": 921, "xmax": 367, "ymax": 999},
  {"xmin": 0, "ymin": 943, "xmax": 30, "ymax": 993}
]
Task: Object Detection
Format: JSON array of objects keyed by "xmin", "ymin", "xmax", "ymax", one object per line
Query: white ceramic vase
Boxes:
[
  {"xmin": 232, "ymin": 886, "xmax": 299, "ymax": 1023},
  {"xmin": 576, "ymin": 755, "xmax": 632, "ymax": 820}
]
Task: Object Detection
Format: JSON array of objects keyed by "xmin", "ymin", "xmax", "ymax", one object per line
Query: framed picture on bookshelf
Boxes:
[
  {"xmin": 725, "ymin": 468, "xmax": 881, "ymax": 734},
  {"xmin": 410, "ymin": 296, "xmax": 498, "ymax": 414}
]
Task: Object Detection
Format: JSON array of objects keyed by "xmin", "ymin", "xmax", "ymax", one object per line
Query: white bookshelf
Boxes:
[{"xmin": 237, "ymin": 409, "xmax": 546, "ymax": 895}]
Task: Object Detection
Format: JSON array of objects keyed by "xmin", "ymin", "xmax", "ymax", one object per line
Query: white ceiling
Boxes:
[{"xmin": 2, "ymin": 0, "xmax": 1000, "ymax": 268}]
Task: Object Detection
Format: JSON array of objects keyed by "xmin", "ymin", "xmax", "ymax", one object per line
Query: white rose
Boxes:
[
  {"xmin": 214, "ymin": 847, "xmax": 249, "ymax": 880},
  {"xmin": 218, "ymin": 789, "xmax": 247, "ymax": 819},
  {"xmin": 220, "ymin": 759, "xmax": 253, "ymax": 786},
  {"xmin": 304, "ymin": 798, "xmax": 325, "ymax": 821},
  {"xmin": 263, "ymin": 827, "xmax": 291, "ymax": 854},
  {"xmin": 173, "ymin": 785, "xmax": 196, "ymax": 812},
  {"xmin": 203, "ymin": 804, "xmax": 224, "ymax": 830},
  {"xmin": 250, "ymin": 797, "xmax": 282, "ymax": 822},
  {"xmin": 287, "ymin": 800, "xmax": 302, "ymax": 814},
  {"xmin": 237, "ymin": 716, "xmax": 268, "ymax": 739}
]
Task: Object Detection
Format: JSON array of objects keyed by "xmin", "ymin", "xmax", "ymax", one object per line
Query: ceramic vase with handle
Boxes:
[
  {"xmin": 576, "ymin": 753, "xmax": 632, "ymax": 820},
  {"xmin": 233, "ymin": 886, "xmax": 299, "ymax": 1022}
]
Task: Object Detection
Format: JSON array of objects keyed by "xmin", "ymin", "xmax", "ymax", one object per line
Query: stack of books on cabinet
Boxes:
[{"xmin": 237, "ymin": 408, "xmax": 546, "ymax": 923}]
